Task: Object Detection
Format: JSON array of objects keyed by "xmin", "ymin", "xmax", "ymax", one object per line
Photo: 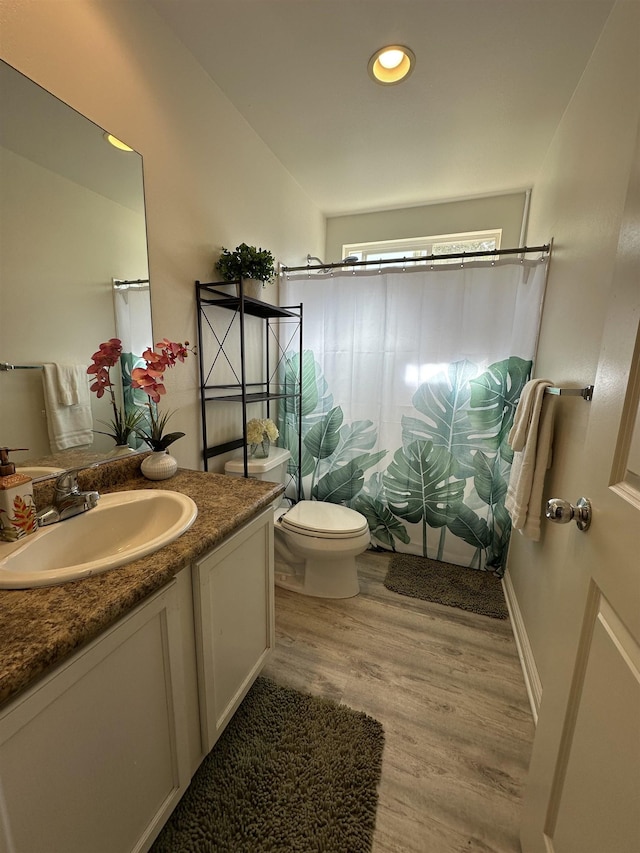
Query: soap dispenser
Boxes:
[{"xmin": 0, "ymin": 447, "xmax": 36, "ymax": 541}]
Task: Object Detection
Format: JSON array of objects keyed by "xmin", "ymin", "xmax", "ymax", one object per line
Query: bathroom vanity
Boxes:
[{"xmin": 0, "ymin": 459, "xmax": 282, "ymax": 853}]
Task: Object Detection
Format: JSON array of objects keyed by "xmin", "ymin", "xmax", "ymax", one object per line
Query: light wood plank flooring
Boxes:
[{"xmin": 262, "ymin": 549, "xmax": 535, "ymax": 853}]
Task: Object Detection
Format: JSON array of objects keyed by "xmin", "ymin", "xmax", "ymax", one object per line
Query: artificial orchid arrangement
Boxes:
[
  {"xmin": 131, "ymin": 338, "xmax": 192, "ymax": 451},
  {"xmin": 246, "ymin": 417, "xmax": 279, "ymax": 445},
  {"xmin": 87, "ymin": 338, "xmax": 143, "ymax": 445}
]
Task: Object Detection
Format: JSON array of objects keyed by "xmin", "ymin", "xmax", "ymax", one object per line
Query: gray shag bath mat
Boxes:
[
  {"xmin": 151, "ymin": 676, "xmax": 385, "ymax": 853},
  {"xmin": 384, "ymin": 553, "xmax": 508, "ymax": 619}
]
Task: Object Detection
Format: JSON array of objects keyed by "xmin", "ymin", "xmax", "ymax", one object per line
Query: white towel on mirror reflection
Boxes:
[
  {"xmin": 42, "ymin": 364, "xmax": 94, "ymax": 451},
  {"xmin": 505, "ymin": 379, "xmax": 555, "ymax": 541},
  {"xmin": 53, "ymin": 363, "xmax": 84, "ymax": 405}
]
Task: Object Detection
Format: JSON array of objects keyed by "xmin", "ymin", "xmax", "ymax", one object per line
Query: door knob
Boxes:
[{"xmin": 545, "ymin": 497, "xmax": 592, "ymax": 531}]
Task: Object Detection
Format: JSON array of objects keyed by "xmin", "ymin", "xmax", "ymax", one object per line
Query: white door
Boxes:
[{"xmin": 520, "ymin": 129, "xmax": 640, "ymax": 851}]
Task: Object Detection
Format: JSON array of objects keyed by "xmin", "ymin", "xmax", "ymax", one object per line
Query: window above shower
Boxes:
[{"xmin": 343, "ymin": 229, "xmax": 502, "ymax": 267}]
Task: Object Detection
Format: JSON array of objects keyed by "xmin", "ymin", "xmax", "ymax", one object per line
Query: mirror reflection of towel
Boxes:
[
  {"xmin": 54, "ymin": 364, "xmax": 82, "ymax": 406},
  {"xmin": 42, "ymin": 364, "xmax": 94, "ymax": 451}
]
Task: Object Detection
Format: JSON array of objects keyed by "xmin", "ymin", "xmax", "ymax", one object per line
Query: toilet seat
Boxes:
[{"xmin": 279, "ymin": 501, "xmax": 369, "ymax": 540}]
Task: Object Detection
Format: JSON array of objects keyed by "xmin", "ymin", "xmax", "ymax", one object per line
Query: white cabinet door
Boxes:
[
  {"xmin": 193, "ymin": 507, "xmax": 274, "ymax": 752},
  {"xmin": 0, "ymin": 580, "xmax": 190, "ymax": 853}
]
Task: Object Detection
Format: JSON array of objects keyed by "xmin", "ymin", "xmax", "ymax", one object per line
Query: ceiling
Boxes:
[{"xmin": 148, "ymin": 0, "xmax": 614, "ymax": 217}]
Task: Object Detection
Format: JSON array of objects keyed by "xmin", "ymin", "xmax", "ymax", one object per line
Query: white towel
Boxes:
[
  {"xmin": 505, "ymin": 379, "xmax": 555, "ymax": 541},
  {"xmin": 42, "ymin": 364, "xmax": 94, "ymax": 451},
  {"xmin": 54, "ymin": 364, "xmax": 83, "ymax": 406}
]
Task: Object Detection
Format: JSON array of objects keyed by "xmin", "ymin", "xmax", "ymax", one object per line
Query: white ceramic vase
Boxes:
[
  {"xmin": 141, "ymin": 450, "xmax": 178, "ymax": 481},
  {"xmin": 107, "ymin": 444, "xmax": 136, "ymax": 458}
]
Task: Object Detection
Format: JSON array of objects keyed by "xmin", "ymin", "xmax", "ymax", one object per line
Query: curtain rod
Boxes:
[
  {"xmin": 281, "ymin": 244, "xmax": 550, "ymax": 273},
  {"xmin": 113, "ymin": 278, "xmax": 150, "ymax": 289}
]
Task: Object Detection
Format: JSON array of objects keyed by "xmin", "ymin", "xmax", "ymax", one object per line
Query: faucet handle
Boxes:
[{"xmin": 54, "ymin": 463, "xmax": 100, "ymax": 494}]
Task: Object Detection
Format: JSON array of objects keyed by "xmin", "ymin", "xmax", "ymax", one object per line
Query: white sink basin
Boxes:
[
  {"xmin": 16, "ymin": 466, "xmax": 65, "ymax": 479},
  {"xmin": 0, "ymin": 490, "xmax": 198, "ymax": 589}
]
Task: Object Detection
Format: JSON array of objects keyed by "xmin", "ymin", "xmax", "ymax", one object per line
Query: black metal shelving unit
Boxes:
[{"xmin": 195, "ymin": 278, "xmax": 303, "ymax": 500}]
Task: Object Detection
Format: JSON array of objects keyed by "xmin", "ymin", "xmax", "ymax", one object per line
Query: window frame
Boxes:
[{"xmin": 343, "ymin": 229, "xmax": 502, "ymax": 266}]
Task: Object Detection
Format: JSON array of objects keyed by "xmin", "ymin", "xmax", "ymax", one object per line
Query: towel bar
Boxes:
[
  {"xmin": 0, "ymin": 362, "xmax": 43, "ymax": 371},
  {"xmin": 544, "ymin": 385, "xmax": 594, "ymax": 401}
]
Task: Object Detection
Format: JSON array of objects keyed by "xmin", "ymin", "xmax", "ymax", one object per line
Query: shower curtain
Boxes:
[
  {"xmin": 113, "ymin": 281, "xmax": 153, "ymax": 446},
  {"xmin": 280, "ymin": 257, "xmax": 548, "ymax": 575}
]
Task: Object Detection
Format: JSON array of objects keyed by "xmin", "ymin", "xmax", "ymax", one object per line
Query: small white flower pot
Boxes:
[{"xmin": 141, "ymin": 450, "xmax": 178, "ymax": 481}]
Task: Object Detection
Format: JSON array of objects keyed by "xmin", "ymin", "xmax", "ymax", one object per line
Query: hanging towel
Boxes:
[
  {"xmin": 505, "ymin": 379, "xmax": 555, "ymax": 541},
  {"xmin": 53, "ymin": 363, "xmax": 84, "ymax": 406},
  {"xmin": 42, "ymin": 364, "xmax": 94, "ymax": 451}
]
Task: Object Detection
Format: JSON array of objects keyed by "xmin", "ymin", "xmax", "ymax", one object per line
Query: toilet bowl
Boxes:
[
  {"xmin": 274, "ymin": 501, "xmax": 370, "ymax": 598},
  {"xmin": 224, "ymin": 447, "xmax": 370, "ymax": 598}
]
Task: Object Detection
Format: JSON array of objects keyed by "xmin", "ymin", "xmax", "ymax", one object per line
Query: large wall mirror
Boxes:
[{"xmin": 0, "ymin": 60, "xmax": 151, "ymax": 476}]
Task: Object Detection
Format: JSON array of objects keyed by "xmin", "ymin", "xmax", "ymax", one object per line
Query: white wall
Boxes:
[
  {"xmin": 325, "ymin": 192, "xmax": 527, "ymax": 261},
  {"xmin": 507, "ymin": 0, "xmax": 639, "ymax": 698},
  {"xmin": 0, "ymin": 0, "xmax": 325, "ymax": 471}
]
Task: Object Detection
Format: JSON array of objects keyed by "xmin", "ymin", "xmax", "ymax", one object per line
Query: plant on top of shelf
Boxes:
[{"xmin": 215, "ymin": 243, "xmax": 276, "ymax": 284}]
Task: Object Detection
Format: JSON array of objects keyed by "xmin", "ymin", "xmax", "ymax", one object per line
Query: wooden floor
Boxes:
[{"xmin": 262, "ymin": 549, "xmax": 535, "ymax": 853}]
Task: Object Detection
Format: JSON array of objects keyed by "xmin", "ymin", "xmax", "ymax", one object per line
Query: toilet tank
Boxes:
[{"xmin": 224, "ymin": 445, "xmax": 291, "ymax": 485}]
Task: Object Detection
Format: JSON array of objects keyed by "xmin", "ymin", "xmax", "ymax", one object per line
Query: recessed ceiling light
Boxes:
[
  {"xmin": 368, "ymin": 45, "xmax": 415, "ymax": 85},
  {"xmin": 103, "ymin": 132, "xmax": 134, "ymax": 152}
]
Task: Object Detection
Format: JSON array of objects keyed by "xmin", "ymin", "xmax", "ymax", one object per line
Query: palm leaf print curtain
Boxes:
[
  {"xmin": 113, "ymin": 281, "xmax": 153, "ymax": 445},
  {"xmin": 280, "ymin": 258, "xmax": 547, "ymax": 576}
]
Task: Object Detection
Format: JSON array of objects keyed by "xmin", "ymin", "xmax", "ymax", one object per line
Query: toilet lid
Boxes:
[{"xmin": 280, "ymin": 501, "xmax": 369, "ymax": 538}]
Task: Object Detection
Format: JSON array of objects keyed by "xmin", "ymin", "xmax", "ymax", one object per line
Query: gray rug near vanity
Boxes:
[{"xmin": 151, "ymin": 677, "xmax": 385, "ymax": 853}]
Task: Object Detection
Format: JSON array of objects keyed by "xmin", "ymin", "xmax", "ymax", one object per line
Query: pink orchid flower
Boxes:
[
  {"xmin": 89, "ymin": 338, "xmax": 122, "ymax": 368},
  {"xmin": 130, "ymin": 339, "xmax": 191, "ymax": 403}
]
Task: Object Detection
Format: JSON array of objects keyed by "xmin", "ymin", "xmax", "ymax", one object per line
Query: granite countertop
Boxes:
[{"xmin": 0, "ymin": 456, "xmax": 282, "ymax": 707}]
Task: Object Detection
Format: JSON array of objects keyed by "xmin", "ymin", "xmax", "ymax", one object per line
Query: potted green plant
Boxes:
[{"xmin": 214, "ymin": 243, "xmax": 276, "ymax": 298}]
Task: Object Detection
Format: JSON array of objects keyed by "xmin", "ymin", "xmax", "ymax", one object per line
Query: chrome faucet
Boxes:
[{"xmin": 36, "ymin": 466, "xmax": 100, "ymax": 527}]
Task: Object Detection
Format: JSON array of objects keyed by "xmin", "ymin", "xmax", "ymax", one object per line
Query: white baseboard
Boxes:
[{"xmin": 502, "ymin": 570, "xmax": 542, "ymax": 724}]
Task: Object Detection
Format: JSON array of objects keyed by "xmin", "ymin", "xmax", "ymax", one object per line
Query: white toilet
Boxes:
[{"xmin": 224, "ymin": 446, "xmax": 370, "ymax": 598}]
